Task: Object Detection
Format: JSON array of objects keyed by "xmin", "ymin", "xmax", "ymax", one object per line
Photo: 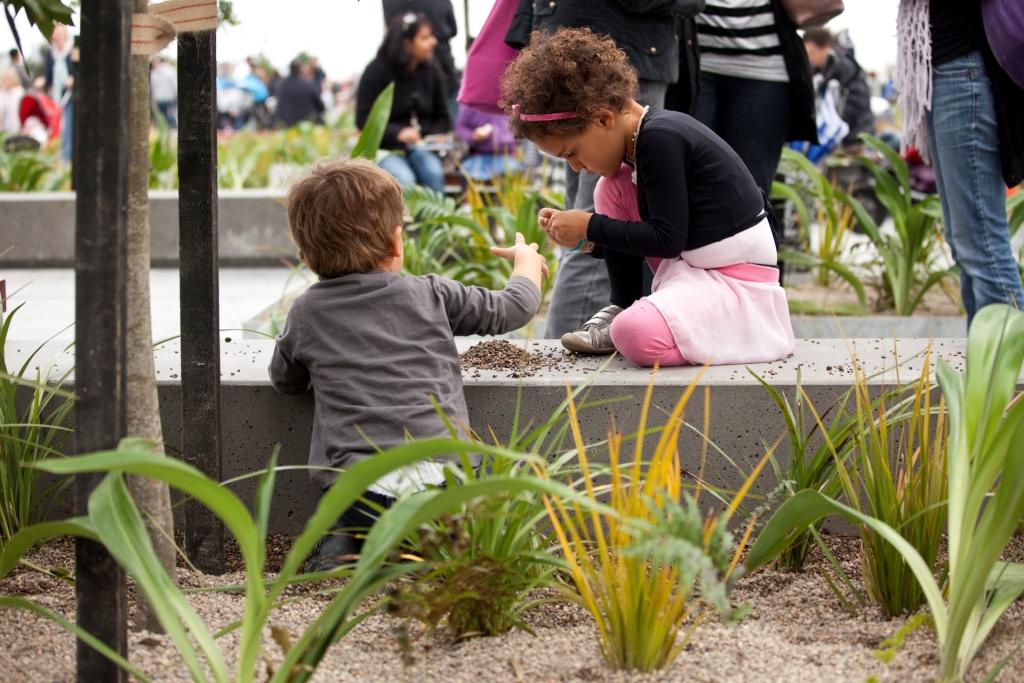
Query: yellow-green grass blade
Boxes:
[{"xmin": 349, "ymin": 82, "xmax": 394, "ymax": 160}]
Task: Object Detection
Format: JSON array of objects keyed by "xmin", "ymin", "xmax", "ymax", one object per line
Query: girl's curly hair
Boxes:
[{"xmin": 499, "ymin": 27, "xmax": 638, "ymax": 140}]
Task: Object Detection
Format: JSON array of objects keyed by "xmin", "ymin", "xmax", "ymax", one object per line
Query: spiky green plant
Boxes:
[
  {"xmin": 539, "ymin": 375, "xmax": 766, "ymax": 672},
  {"xmin": 750, "ymin": 368, "xmax": 859, "ymax": 569},
  {"xmin": 0, "ymin": 303, "xmax": 74, "ymax": 550},
  {"xmin": 747, "ymin": 304, "xmax": 1024, "ymax": 683},
  {"xmin": 773, "ymin": 147, "xmax": 866, "ymax": 302},
  {"xmin": 839, "ymin": 348, "xmax": 948, "ymax": 616},
  {"xmin": 0, "ymin": 437, "xmax": 594, "ymax": 683},
  {"xmin": 840, "ymin": 133, "xmax": 956, "ymax": 315}
]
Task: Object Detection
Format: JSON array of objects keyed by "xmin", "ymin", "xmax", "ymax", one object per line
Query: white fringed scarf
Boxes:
[{"xmin": 897, "ymin": 0, "xmax": 932, "ymax": 160}]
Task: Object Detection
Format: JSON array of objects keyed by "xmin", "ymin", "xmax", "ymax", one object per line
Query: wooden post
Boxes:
[
  {"xmin": 177, "ymin": 29, "xmax": 224, "ymax": 573},
  {"xmin": 73, "ymin": 1, "xmax": 132, "ymax": 680}
]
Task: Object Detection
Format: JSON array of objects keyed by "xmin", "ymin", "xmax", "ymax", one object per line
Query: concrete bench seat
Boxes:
[{"xmin": 9, "ymin": 337, "xmax": 1013, "ymax": 532}]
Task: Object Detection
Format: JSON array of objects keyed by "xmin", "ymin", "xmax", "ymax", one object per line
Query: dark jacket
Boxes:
[
  {"xmin": 356, "ymin": 56, "xmax": 451, "ymax": 150},
  {"xmin": 664, "ymin": 16, "xmax": 701, "ymax": 114},
  {"xmin": 981, "ymin": 38, "xmax": 1024, "ymax": 186},
  {"xmin": 383, "ymin": 0, "xmax": 460, "ymax": 94},
  {"xmin": 819, "ymin": 51, "xmax": 874, "ymax": 146},
  {"xmin": 764, "ymin": 0, "xmax": 817, "ymax": 143},
  {"xmin": 273, "ymin": 75, "xmax": 325, "ymax": 128},
  {"xmin": 505, "ymin": 0, "xmax": 706, "ymax": 85}
]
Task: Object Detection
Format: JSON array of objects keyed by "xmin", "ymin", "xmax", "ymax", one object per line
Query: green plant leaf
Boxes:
[
  {"xmin": 860, "ymin": 133, "xmax": 910, "ymax": 196},
  {"xmin": 0, "ymin": 518, "xmax": 96, "ymax": 578},
  {"xmin": 350, "ymin": 82, "xmax": 394, "ymax": 160},
  {"xmin": 771, "ymin": 179, "xmax": 810, "ymax": 237},
  {"xmin": 780, "ymin": 251, "xmax": 866, "ymax": 306},
  {"xmin": 88, "ymin": 474, "xmax": 229, "ymax": 682}
]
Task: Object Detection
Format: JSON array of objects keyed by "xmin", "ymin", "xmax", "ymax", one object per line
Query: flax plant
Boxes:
[
  {"xmin": 0, "ymin": 437, "xmax": 595, "ymax": 683},
  {"xmin": 539, "ymin": 374, "xmax": 767, "ymax": 672},
  {"xmin": 0, "ymin": 304, "xmax": 73, "ymax": 550},
  {"xmin": 773, "ymin": 146, "xmax": 866, "ymax": 304},
  {"xmin": 750, "ymin": 369, "xmax": 858, "ymax": 569},
  {"xmin": 840, "ymin": 133, "xmax": 955, "ymax": 315},
  {"xmin": 840, "ymin": 348, "xmax": 948, "ymax": 616},
  {"xmin": 746, "ymin": 304, "xmax": 1024, "ymax": 682}
]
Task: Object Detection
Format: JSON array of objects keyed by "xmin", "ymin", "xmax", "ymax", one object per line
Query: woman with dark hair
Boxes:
[{"xmin": 356, "ymin": 11, "xmax": 451, "ymax": 192}]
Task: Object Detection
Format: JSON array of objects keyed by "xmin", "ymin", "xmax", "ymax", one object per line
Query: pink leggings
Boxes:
[
  {"xmin": 609, "ymin": 299, "xmax": 686, "ymax": 367},
  {"xmin": 596, "ymin": 165, "xmax": 686, "ymax": 367}
]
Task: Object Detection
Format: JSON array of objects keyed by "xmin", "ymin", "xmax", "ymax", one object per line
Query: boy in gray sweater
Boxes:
[{"xmin": 269, "ymin": 158, "xmax": 546, "ymax": 571}]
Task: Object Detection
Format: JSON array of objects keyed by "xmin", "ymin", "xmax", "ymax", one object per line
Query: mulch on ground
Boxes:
[{"xmin": 2, "ymin": 535, "xmax": 1022, "ymax": 682}]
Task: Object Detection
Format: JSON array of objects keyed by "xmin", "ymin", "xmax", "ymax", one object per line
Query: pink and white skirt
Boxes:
[{"xmin": 595, "ymin": 164, "xmax": 795, "ymax": 367}]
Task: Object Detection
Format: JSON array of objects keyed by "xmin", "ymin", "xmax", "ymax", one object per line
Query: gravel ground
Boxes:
[{"xmin": 1, "ymin": 536, "xmax": 1022, "ymax": 682}]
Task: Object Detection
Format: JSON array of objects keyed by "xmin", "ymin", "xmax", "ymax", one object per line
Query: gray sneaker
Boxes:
[{"xmin": 560, "ymin": 305, "xmax": 622, "ymax": 354}]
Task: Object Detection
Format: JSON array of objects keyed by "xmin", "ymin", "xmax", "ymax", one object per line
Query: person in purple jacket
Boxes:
[{"xmin": 454, "ymin": 105, "xmax": 523, "ymax": 181}]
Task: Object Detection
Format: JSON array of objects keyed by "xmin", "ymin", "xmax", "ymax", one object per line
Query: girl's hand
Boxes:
[
  {"xmin": 539, "ymin": 208, "xmax": 591, "ymax": 248},
  {"xmin": 490, "ymin": 232, "xmax": 550, "ymax": 290}
]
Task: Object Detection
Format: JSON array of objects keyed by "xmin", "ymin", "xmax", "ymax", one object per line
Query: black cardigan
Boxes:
[
  {"xmin": 768, "ymin": 0, "xmax": 818, "ymax": 143},
  {"xmin": 505, "ymin": 0, "xmax": 707, "ymax": 85},
  {"xmin": 355, "ymin": 56, "xmax": 451, "ymax": 150},
  {"xmin": 587, "ymin": 107, "xmax": 765, "ymax": 255}
]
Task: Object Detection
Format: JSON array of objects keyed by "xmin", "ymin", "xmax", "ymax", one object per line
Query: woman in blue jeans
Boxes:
[
  {"xmin": 898, "ymin": 0, "xmax": 1024, "ymax": 325},
  {"xmin": 356, "ymin": 11, "xmax": 450, "ymax": 192}
]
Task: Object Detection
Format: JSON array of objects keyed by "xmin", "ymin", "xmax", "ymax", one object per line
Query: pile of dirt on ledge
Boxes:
[{"xmin": 459, "ymin": 340, "xmax": 574, "ymax": 377}]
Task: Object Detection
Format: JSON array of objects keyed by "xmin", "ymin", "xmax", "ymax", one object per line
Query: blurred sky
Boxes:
[{"xmin": 2, "ymin": 1, "xmax": 899, "ymax": 81}]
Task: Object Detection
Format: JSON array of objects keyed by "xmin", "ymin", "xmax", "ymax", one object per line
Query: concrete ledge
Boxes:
[
  {"xmin": 0, "ymin": 191, "xmax": 293, "ymax": 267},
  {"xmin": 9, "ymin": 337, "xmax": 1007, "ymax": 533},
  {"xmin": 790, "ymin": 315, "xmax": 966, "ymax": 339}
]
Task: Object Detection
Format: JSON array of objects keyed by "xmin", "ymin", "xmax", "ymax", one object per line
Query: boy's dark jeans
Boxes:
[{"xmin": 332, "ymin": 489, "xmax": 397, "ymax": 546}]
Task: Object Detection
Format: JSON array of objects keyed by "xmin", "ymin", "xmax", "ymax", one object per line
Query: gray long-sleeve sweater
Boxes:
[{"xmin": 269, "ymin": 271, "xmax": 540, "ymax": 490}]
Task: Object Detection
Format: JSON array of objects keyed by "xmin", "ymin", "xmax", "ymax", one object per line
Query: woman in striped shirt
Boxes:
[{"xmin": 693, "ymin": 0, "xmax": 816, "ymax": 193}]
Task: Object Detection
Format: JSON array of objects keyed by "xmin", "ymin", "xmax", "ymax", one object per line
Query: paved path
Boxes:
[{"xmin": 3, "ymin": 267, "xmax": 301, "ymax": 341}]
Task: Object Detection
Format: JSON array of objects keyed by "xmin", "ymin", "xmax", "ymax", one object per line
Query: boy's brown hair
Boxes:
[
  {"xmin": 287, "ymin": 158, "xmax": 403, "ymax": 278},
  {"xmin": 499, "ymin": 27, "xmax": 638, "ymax": 140}
]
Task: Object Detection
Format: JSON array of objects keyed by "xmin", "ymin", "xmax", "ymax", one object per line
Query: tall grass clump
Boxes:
[
  {"xmin": 841, "ymin": 133, "xmax": 955, "ymax": 315},
  {"xmin": 388, "ymin": 381, "xmax": 617, "ymax": 642},
  {"xmin": 539, "ymin": 375, "xmax": 767, "ymax": 672},
  {"xmin": 0, "ymin": 303, "xmax": 73, "ymax": 550},
  {"xmin": 387, "ymin": 452, "xmax": 564, "ymax": 641},
  {"xmin": 747, "ymin": 304, "xmax": 1024, "ymax": 682},
  {"xmin": 0, "ymin": 435, "xmax": 592, "ymax": 682},
  {"xmin": 839, "ymin": 348, "xmax": 948, "ymax": 616},
  {"xmin": 751, "ymin": 369, "xmax": 858, "ymax": 569}
]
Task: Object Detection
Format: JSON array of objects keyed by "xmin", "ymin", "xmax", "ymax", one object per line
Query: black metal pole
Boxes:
[
  {"xmin": 177, "ymin": 29, "xmax": 224, "ymax": 573},
  {"xmin": 74, "ymin": 1, "xmax": 131, "ymax": 680}
]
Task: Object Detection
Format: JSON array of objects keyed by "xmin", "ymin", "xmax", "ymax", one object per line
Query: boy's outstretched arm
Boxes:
[
  {"xmin": 435, "ymin": 233, "xmax": 548, "ymax": 336},
  {"xmin": 489, "ymin": 232, "xmax": 549, "ymax": 293}
]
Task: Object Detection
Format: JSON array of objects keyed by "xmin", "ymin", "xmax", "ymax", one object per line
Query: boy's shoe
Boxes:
[
  {"xmin": 560, "ymin": 305, "xmax": 622, "ymax": 354},
  {"xmin": 304, "ymin": 531, "xmax": 361, "ymax": 573}
]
